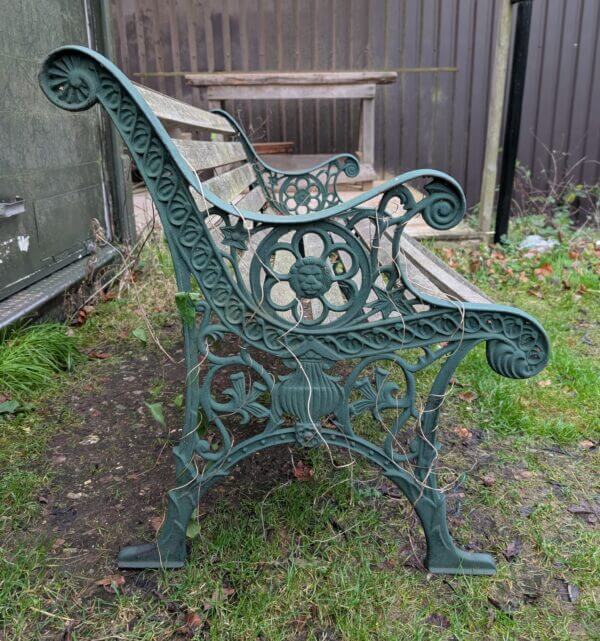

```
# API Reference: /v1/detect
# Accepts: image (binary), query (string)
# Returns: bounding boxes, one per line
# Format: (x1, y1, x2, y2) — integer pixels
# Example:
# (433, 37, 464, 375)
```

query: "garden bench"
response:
(40, 46, 549, 575)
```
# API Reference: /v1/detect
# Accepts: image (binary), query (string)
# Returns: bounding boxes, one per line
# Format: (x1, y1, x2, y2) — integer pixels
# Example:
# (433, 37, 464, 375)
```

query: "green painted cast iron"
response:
(39, 46, 549, 575)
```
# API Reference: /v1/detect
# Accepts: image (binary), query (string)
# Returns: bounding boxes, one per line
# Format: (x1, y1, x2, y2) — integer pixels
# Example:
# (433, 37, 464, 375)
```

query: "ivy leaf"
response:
(186, 517, 201, 539)
(145, 402, 165, 427)
(132, 327, 147, 344)
(0, 400, 20, 415)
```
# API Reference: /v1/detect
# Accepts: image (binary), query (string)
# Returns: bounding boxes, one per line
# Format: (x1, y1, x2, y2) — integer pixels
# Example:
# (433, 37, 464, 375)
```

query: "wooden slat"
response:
(206, 84, 376, 101)
(254, 141, 295, 154)
(185, 71, 398, 85)
(134, 84, 234, 133)
(202, 163, 257, 203)
(173, 139, 246, 170)
(397, 235, 492, 304)
(233, 185, 267, 212)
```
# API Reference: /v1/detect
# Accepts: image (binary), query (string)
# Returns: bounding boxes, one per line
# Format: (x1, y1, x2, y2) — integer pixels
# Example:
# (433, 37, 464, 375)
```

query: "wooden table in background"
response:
(185, 71, 397, 188)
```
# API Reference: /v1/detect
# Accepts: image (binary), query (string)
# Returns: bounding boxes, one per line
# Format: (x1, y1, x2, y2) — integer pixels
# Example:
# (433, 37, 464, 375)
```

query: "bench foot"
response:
(405, 477, 497, 576)
(118, 485, 196, 569)
(117, 543, 186, 569)
(426, 548, 496, 576)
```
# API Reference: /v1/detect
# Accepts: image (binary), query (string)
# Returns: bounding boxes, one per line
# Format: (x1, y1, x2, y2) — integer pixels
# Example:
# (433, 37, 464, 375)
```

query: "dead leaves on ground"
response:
(503, 538, 522, 561)
(513, 469, 535, 481)
(457, 390, 478, 403)
(567, 500, 599, 525)
(176, 610, 204, 637)
(438, 238, 596, 301)
(95, 574, 125, 594)
(72, 304, 96, 326)
(453, 426, 473, 440)
(86, 350, 111, 360)
(533, 263, 553, 280)
(481, 473, 496, 487)
(293, 460, 314, 481)
(175, 587, 236, 636)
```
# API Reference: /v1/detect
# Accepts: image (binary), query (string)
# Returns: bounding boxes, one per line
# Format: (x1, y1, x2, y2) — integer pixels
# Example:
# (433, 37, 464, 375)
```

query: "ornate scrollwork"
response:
(249, 222, 373, 326)
(377, 179, 465, 232)
(221, 372, 270, 423)
(258, 157, 359, 214)
(221, 218, 249, 251)
(272, 357, 343, 446)
(211, 107, 359, 215)
(39, 53, 100, 110)
(352, 367, 410, 420)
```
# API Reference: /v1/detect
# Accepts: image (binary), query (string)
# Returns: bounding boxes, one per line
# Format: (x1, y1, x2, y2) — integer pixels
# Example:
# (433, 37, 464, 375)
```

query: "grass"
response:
(0, 324, 82, 396)
(426, 215, 599, 444)
(0, 219, 598, 640)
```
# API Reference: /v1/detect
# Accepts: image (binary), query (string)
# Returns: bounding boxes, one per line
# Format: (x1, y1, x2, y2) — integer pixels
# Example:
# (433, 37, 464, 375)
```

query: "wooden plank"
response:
(185, 70, 398, 85)
(253, 141, 295, 154)
(398, 235, 491, 304)
(233, 185, 267, 212)
(360, 98, 375, 168)
(173, 139, 246, 170)
(205, 84, 376, 101)
(202, 163, 257, 203)
(134, 83, 234, 133)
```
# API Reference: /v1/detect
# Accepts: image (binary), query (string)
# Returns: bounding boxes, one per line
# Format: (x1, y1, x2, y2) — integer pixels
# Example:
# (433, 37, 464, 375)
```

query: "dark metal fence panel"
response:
(110, 0, 600, 205)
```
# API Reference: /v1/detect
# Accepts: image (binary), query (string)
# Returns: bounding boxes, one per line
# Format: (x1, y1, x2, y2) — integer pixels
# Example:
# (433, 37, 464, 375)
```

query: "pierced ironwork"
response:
(215, 108, 360, 214)
(40, 46, 550, 576)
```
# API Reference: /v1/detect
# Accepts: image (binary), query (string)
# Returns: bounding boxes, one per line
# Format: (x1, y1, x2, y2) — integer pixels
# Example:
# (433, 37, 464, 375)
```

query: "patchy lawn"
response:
(1, 217, 598, 640)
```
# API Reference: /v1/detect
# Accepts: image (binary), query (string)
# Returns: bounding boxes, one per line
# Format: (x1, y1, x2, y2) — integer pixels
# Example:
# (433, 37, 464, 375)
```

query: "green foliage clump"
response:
(0, 324, 82, 396)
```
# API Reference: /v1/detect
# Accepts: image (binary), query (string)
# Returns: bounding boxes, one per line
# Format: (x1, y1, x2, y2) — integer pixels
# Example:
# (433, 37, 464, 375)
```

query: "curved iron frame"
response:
(39, 46, 550, 575)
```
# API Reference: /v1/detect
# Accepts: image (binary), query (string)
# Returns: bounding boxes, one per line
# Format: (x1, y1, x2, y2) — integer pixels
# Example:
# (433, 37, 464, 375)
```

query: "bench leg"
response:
(119, 328, 494, 574)
(118, 424, 495, 574)
(118, 485, 197, 569)
(119, 294, 209, 569)
(414, 485, 496, 576)
(401, 345, 495, 575)
(386, 468, 495, 575)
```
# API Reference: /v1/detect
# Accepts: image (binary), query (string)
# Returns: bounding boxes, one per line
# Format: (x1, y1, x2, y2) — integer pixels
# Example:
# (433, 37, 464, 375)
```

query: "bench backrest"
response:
(134, 84, 270, 215)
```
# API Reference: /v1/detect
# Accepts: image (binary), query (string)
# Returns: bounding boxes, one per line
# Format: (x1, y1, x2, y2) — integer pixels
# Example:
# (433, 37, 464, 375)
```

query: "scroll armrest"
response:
(211, 109, 359, 214)
(254, 152, 360, 215)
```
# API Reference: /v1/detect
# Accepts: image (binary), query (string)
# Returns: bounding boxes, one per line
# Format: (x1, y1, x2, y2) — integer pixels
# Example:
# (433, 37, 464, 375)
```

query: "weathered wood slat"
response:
(234, 185, 267, 212)
(202, 163, 257, 203)
(134, 84, 234, 133)
(186, 71, 398, 85)
(253, 141, 295, 155)
(173, 139, 246, 170)
(206, 84, 376, 101)
(397, 235, 492, 304)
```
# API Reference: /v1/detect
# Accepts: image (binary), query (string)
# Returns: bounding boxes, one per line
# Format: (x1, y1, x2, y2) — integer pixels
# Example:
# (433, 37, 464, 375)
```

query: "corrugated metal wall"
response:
(110, 0, 600, 205)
